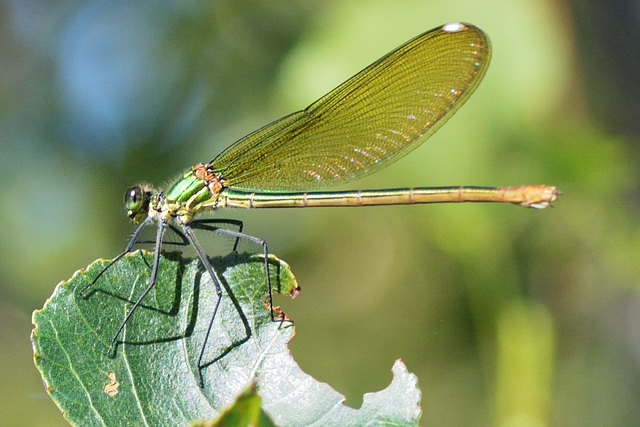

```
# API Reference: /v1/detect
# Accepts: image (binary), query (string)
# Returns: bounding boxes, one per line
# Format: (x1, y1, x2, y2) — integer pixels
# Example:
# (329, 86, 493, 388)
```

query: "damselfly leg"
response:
(78, 216, 275, 386)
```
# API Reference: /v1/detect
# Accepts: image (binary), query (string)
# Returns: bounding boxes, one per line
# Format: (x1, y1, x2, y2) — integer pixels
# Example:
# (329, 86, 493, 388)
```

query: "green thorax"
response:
(166, 172, 207, 203)
(164, 163, 222, 216)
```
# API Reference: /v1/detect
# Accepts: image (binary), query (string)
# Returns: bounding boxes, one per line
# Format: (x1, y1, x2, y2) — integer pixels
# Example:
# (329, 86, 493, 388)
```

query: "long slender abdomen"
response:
(219, 185, 558, 210)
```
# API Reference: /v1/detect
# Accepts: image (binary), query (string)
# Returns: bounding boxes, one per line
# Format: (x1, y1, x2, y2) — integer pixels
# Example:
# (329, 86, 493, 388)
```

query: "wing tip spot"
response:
(443, 22, 466, 33)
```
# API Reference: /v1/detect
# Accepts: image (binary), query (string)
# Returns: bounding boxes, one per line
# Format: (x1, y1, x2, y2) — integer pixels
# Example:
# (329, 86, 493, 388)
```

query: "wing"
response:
(211, 22, 491, 191)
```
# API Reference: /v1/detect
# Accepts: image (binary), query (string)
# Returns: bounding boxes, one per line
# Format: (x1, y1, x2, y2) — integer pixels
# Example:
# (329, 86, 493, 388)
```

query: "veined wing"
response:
(211, 23, 491, 191)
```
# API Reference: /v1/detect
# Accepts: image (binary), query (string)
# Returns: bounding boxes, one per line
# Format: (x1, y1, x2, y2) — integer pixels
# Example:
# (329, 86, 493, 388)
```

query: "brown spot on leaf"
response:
(102, 371, 119, 397)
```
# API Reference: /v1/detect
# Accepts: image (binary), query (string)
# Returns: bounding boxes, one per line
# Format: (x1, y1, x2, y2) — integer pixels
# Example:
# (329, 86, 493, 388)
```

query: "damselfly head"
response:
(124, 185, 154, 224)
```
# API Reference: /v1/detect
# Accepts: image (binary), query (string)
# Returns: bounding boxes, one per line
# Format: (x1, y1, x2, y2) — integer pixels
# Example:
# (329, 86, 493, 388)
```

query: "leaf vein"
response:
(49, 319, 107, 426)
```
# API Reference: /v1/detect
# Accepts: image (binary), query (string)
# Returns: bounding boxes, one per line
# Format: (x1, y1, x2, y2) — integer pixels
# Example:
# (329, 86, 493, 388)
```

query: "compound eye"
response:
(124, 186, 144, 213)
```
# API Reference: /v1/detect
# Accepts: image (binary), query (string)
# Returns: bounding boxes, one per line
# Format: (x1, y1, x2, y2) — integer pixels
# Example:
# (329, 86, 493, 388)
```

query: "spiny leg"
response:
(161, 220, 243, 250)
(108, 220, 166, 355)
(187, 222, 279, 387)
(78, 216, 153, 295)
(188, 218, 244, 251)
(142, 223, 189, 246)
(191, 222, 274, 322)
(181, 224, 224, 387)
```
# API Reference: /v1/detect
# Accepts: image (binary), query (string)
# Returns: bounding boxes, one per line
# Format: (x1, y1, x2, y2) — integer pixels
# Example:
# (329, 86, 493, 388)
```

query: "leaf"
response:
(188, 383, 275, 427)
(32, 250, 421, 426)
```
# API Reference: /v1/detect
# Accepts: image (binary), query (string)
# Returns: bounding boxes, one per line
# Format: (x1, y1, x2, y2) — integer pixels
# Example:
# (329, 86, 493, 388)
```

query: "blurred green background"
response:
(2, 0, 639, 425)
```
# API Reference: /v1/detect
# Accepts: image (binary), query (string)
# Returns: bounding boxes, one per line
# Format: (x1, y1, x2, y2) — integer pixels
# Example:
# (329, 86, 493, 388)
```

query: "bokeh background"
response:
(2, 0, 639, 425)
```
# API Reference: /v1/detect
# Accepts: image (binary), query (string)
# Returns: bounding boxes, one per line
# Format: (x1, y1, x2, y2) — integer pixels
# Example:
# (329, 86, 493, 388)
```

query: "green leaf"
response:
(32, 250, 421, 426)
(188, 383, 275, 427)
